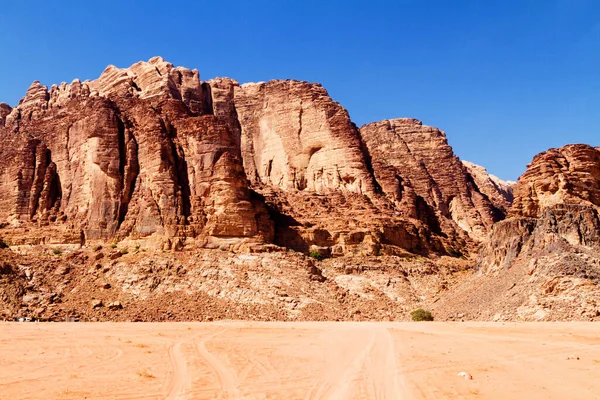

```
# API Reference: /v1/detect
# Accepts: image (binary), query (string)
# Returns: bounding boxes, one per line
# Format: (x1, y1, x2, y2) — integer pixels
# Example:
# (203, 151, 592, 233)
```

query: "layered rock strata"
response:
(511, 144, 600, 217)
(477, 144, 600, 272)
(359, 119, 505, 241)
(0, 57, 513, 256)
(440, 144, 600, 321)
(0, 57, 272, 249)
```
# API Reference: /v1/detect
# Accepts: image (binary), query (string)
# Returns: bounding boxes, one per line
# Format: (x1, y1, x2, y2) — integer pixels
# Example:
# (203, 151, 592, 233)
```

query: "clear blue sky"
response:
(2, 0, 599, 180)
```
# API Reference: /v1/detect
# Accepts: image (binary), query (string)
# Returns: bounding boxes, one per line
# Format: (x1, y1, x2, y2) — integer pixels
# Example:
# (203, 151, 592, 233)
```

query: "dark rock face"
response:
(477, 205, 600, 273)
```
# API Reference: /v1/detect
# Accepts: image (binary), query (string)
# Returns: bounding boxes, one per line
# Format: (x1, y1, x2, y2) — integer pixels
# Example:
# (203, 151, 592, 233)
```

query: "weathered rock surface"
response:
(0, 57, 513, 257)
(2, 58, 600, 322)
(0, 58, 272, 249)
(511, 144, 600, 217)
(476, 144, 600, 273)
(209, 81, 503, 254)
(0, 103, 11, 125)
(359, 119, 505, 241)
(435, 145, 600, 321)
(462, 160, 514, 213)
(233, 80, 376, 195)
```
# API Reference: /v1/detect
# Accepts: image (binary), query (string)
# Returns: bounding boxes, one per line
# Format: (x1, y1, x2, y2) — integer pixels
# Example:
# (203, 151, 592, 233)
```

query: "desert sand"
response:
(0, 322, 599, 399)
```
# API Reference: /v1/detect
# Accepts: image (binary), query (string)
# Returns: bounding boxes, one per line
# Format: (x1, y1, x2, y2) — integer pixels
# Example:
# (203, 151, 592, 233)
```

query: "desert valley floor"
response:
(0, 322, 599, 400)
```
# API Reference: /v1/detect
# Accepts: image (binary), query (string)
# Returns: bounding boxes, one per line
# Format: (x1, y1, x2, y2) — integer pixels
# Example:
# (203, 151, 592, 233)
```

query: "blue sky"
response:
(1, 0, 599, 180)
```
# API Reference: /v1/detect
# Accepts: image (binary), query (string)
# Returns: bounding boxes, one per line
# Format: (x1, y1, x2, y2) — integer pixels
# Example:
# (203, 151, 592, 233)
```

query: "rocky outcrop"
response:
(0, 58, 272, 249)
(359, 119, 505, 241)
(0, 57, 513, 256)
(511, 144, 600, 217)
(462, 160, 514, 213)
(437, 204, 600, 321)
(89, 56, 212, 115)
(476, 144, 600, 272)
(201, 80, 482, 255)
(440, 145, 600, 321)
(233, 80, 376, 194)
(0, 103, 11, 125)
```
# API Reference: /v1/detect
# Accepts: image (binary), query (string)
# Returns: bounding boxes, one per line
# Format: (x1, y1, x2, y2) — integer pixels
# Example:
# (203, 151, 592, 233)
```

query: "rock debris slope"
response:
(436, 145, 600, 321)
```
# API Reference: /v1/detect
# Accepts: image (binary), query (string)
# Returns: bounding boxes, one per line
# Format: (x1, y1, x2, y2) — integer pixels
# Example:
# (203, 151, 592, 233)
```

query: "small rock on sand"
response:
(457, 371, 473, 380)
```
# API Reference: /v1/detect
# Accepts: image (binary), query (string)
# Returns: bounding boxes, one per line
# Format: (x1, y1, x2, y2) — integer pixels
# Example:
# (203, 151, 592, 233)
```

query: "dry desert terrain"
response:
(0, 322, 599, 399)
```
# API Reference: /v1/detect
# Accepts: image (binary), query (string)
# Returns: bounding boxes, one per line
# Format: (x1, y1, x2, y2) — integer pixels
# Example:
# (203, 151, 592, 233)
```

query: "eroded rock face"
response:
(478, 144, 600, 272)
(359, 119, 505, 241)
(233, 80, 376, 195)
(511, 144, 600, 218)
(462, 160, 514, 213)
(434, 203, 600, 321)
(0, 103, 11, 125)
(454, 145, 600, 321)
(0, 57, 513, 256)
(0, 58, 273, 248)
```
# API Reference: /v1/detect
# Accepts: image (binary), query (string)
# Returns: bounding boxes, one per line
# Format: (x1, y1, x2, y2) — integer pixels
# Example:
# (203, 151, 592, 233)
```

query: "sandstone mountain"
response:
(0, 57, 509, 258)
(0, 57, 598, 322)
(0, 57, 273, 253)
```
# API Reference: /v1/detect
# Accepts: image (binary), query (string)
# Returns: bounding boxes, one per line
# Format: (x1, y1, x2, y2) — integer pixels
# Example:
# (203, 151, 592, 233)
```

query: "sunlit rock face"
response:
(0, 57, 514, 256)
(231, 80, 376, 195)
(359, 118, 505, 242)
(477, 143, 600, 270)
(511, 144, 600, 218)
(0, 58, 273, 248)
(462, 160, 514, 213)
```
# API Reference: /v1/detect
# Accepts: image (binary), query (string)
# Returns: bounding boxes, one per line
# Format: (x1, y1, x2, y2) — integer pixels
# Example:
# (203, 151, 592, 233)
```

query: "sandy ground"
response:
(0, 322, 599, 400)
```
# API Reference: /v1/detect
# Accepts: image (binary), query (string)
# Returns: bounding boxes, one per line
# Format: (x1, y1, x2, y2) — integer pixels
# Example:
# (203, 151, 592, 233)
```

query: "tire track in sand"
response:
(193, 328, 241, 400)
(365, 327, 410, 399)
(305, 328, 376, 400)
(306, 326, 410, 400)
(165, 337, 192, 400)
(165, 328, 236, 400)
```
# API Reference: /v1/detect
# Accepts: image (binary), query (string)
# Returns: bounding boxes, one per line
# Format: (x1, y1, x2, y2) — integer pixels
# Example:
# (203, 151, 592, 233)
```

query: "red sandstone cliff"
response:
(0, 57, 272, 250)
(0, 57, 511, 257)
(2, 58, 600, 323)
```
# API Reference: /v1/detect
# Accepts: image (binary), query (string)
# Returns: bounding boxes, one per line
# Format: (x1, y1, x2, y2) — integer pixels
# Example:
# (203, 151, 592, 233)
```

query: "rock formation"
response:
(477, 144, 600, 273)
(511, 144, 600, 217)
(233, 80, 376, 195)
(0, 57, 513, 256)
(2, 57, 600, 323)
(359, 119, 505, 241)
(0, 103, 11, 125)
(462, 160, 514, 213)
(0, 57, 272, 249)
(437, 144, 600, 321)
